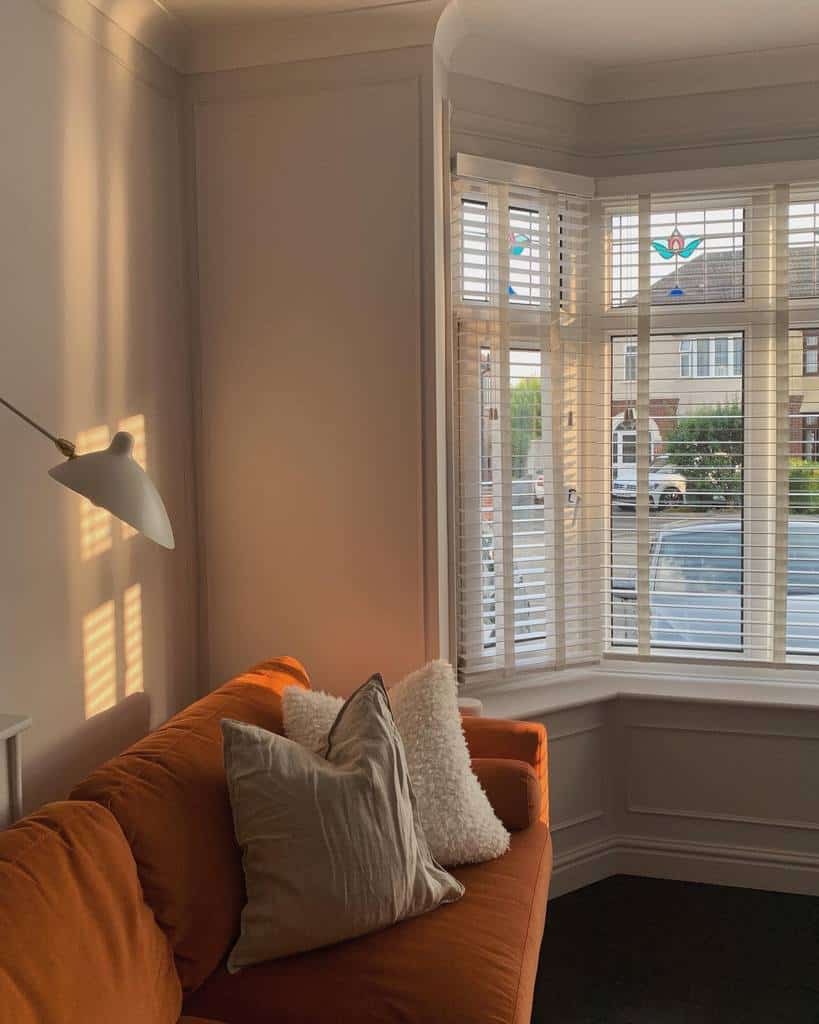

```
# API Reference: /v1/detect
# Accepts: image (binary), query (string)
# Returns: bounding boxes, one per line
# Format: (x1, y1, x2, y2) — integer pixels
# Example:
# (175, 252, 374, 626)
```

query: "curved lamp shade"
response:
(49, 431, 175, 550)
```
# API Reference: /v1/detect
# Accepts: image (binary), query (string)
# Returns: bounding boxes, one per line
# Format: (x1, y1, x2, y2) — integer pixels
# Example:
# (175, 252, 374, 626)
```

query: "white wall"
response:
(0, 0, 197, 822)
(190, 48, 442, 695)
(538, 696, 819, 898)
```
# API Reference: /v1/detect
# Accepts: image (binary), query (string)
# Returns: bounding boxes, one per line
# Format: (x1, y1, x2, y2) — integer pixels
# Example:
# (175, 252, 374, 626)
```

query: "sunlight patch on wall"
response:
(123, 583, 144, 696)
(76, 426, 112, 559)
(118, 414, 146, 540)
(83, 600, 117, 719)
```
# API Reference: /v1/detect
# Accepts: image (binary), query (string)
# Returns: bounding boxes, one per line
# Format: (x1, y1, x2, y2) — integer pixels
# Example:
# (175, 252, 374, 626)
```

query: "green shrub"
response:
(664, 402, 743, 507)
(789, 459, 819, 514)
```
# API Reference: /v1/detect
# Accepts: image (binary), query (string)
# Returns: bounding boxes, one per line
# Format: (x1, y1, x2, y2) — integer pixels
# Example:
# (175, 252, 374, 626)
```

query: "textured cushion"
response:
(184, 822, 552, 1024)
(71, 657, 310, 993)
(471, 758, 541, 831)
(283, 660, 509, 865)
(223, 675, 463, 970)
(0, 801, 182, 1024)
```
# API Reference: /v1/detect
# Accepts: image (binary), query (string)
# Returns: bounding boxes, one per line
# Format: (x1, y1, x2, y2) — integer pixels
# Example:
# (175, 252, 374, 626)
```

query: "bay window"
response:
(453, 169, 819, 683)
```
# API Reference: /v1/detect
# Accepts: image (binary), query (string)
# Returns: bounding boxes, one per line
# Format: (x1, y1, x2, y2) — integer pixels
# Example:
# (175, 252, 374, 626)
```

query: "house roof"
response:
(617, 246, 819, 306)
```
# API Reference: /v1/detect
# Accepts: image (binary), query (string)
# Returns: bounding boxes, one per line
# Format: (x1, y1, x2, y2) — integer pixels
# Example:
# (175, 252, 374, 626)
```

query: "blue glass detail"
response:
(507, 285, 517, 296)
(679, 238, 702, 259)
(652, 241, 675, 260)
(668, 286, 685, 297)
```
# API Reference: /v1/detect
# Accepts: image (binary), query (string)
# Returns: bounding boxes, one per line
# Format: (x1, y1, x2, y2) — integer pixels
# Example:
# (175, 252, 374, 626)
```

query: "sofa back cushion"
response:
(70, 657, 309, 993)
(0, 801, 182, 1024)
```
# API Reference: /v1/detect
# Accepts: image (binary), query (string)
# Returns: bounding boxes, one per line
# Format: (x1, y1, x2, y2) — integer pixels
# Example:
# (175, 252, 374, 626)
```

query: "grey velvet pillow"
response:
(221, 674, 464, 971)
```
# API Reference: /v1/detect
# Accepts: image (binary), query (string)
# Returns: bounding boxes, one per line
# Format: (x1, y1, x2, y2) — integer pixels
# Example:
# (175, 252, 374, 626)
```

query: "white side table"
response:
(1, 715, 32, 825)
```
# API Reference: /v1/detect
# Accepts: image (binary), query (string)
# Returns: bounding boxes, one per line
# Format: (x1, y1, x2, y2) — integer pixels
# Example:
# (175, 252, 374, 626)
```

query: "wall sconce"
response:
(1, 395, 174, 549)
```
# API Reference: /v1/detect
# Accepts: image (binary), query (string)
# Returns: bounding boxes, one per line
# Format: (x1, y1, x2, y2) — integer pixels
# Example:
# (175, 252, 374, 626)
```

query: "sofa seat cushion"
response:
(0, 801, 182, 1024)
(184, 823, 552, 1024)
(70, 657, 310, 994)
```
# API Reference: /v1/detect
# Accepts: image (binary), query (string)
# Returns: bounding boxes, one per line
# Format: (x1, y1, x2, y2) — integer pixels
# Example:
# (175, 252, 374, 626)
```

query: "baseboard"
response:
(550, 833, 819, 899)
(550, 836, 619, 898)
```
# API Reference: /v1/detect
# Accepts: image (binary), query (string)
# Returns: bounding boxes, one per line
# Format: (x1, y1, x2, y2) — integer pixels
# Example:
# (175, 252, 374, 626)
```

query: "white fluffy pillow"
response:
(282, 661, 510, 866)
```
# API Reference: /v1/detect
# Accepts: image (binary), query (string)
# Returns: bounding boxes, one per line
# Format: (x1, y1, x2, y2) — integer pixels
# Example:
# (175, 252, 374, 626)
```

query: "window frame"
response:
(623, 342, 637, 382)
(803, 331, 819, 376)
(453, 172, 819, 691)
(607, 203, 747, 312)
(679, 335, 743, 379)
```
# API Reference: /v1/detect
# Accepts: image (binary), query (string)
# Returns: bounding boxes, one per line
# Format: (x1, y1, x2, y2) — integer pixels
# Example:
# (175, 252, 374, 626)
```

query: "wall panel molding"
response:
(541, 696, 819, 899)
(551, 810, 605, 834)
(549, 722, 604, 743)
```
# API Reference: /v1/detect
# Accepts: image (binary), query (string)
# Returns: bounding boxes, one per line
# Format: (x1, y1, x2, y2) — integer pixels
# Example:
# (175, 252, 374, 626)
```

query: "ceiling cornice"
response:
(43, 0, 819, 105)
(590, 42, 819, 103)
(82, 0, 190, 70)
(187, 0, 448, 74)
(451, 33, 819, 106)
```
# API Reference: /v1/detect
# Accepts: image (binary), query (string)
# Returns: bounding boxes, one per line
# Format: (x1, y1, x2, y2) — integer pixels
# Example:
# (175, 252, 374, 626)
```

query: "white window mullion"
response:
(773, 184, 791, 662)
(495, 187, 516, 673)
(548, 196, 565, 668)
(636, 194, 652, 656)
(455, 322, 489, 671)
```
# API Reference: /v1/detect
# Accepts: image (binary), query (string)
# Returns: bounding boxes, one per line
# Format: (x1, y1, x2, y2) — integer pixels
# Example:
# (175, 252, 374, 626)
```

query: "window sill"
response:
(474, 660, 819, 721)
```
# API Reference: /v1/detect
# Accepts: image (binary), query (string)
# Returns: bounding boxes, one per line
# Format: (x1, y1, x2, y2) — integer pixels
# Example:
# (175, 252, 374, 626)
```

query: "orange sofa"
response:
(0, 658, 551, 1024)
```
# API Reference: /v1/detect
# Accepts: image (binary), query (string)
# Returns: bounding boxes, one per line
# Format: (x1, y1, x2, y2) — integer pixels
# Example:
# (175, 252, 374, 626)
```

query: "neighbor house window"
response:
(624, 343, 637, 381)
(804, 332, 819, 376)
(789, 199, 819, 298)
(680, 335, 742, 378)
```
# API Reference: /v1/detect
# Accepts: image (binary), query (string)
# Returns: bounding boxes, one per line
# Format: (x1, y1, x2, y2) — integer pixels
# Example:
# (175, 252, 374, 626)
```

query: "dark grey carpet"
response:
(532, 875, 819, 1024)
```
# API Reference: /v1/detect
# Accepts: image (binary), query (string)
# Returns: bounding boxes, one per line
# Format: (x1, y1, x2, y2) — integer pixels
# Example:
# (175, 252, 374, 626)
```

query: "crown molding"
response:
(590, 43, 819, 104)
(187, 0, 447, 75)
(450, 33, 595, 103)
(81, 0, 189, 70)
(35, 0, 186, 90)
(451, 33, 819, 106)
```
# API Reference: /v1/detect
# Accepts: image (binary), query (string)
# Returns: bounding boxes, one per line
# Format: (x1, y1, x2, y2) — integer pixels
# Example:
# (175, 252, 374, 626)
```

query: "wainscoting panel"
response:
(539, 696, 819, 899)
(536, 703, 617, 896)
(625, 724, 819, 832)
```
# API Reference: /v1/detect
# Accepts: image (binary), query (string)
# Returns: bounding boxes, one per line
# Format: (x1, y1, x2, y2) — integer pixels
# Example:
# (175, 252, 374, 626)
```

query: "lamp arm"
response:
(0, 395, 76, 458)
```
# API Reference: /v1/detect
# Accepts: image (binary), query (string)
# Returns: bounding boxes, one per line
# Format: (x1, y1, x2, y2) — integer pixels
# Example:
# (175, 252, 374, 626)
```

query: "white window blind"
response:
(606, 185, 819, 663)
(453, 166, 819, 683)
(452, 177, 597, 681)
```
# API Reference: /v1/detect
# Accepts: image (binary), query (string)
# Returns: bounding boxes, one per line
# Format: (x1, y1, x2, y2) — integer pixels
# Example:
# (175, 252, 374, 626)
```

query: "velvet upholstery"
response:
(471, 758, 541, 831)
(70, 657, 310, 993)
(0, 801, 182, 1024)
(463, 716, 549, 826)
(184, 822, 552, 1024)
(2, 657, 551, 1024)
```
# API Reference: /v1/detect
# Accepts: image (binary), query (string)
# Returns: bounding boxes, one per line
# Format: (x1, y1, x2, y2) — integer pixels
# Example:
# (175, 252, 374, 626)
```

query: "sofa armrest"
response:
(471, 758, 540, 830)
(463, 717, 549, 826)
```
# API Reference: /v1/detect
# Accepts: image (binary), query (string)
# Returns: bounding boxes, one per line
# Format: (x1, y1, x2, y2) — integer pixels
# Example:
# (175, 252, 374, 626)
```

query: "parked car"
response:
(481, 529, 538, 647)
(613, 519, 819, 652)
(612, 455, 686, 511)
(533, 473, 545, 505)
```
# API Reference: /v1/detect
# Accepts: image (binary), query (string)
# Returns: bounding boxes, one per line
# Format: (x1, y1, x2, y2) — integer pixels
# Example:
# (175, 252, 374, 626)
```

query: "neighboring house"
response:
(610, 248, 819, 465)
